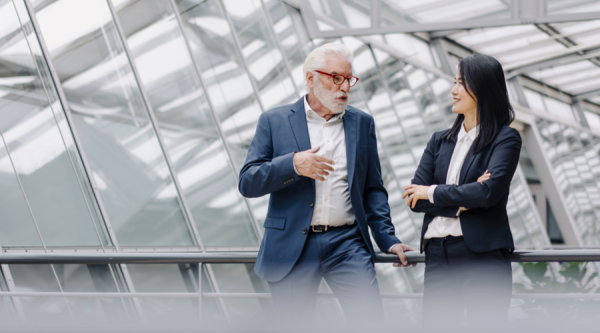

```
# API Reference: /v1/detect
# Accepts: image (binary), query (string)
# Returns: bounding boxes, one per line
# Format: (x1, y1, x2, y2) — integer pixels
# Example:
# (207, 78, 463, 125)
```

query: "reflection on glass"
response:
(263, 0, 314, 95)
(54, 264, 130, 323)
(33, 0, 193, 246)
(547, 0, 600, 15)
(114, 0, 258, 247)
(176, 0, 269, 224)
(536, 118, 600, 246)
(176, 0, 261, 169)
(381, 0, 510, 25)
(0, 0, 106, 247)
(309, 0, 371, 29)
(209, 263, 268, 324)
(222, 0, 297, 111)
(9, 264, 70, 323)
(126, 264, 197, 322)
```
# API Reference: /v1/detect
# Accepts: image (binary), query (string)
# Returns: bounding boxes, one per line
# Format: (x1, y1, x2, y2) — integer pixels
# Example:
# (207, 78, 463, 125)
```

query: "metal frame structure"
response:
(5, 0, 600, 324)
(297, 0, 600, 37)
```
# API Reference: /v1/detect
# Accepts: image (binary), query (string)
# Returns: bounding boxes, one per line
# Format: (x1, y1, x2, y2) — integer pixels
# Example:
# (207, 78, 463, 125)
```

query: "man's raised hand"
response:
(293, 147, 334, 181)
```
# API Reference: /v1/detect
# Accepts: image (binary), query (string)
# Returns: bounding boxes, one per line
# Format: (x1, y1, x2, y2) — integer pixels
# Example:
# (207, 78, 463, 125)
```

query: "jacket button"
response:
(310, 202, 314, 207)
(303, 229, 307, 235)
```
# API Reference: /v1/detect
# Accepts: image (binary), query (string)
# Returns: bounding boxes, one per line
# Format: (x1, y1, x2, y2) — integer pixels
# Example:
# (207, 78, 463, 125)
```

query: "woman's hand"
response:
(477, 169, 491, 183)
(460, 170, 491, 212)
(402, 185, 430, 209)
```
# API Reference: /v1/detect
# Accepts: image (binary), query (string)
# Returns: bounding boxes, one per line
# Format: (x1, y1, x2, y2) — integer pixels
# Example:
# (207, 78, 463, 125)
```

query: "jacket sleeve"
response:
(363, 118, 401, 251)
(433, 129, 522, 209)
(410, 133, 461, 217)
(238, 113, 301, 198)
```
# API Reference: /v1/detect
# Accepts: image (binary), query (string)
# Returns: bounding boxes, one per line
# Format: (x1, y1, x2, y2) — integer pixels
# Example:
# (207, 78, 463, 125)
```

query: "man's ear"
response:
(306, 72, 315, 89)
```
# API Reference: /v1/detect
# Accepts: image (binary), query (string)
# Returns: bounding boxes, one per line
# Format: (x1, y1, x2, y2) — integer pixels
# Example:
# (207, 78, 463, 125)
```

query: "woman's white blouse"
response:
(424, 122, 479, 239)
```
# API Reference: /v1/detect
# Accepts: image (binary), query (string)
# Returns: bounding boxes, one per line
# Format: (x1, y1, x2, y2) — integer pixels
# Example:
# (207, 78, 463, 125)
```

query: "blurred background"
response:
(1, 0, 600, 328)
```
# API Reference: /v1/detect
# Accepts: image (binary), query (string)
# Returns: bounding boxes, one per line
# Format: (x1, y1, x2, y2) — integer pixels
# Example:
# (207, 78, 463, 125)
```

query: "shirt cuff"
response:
(428, 185, 438, 204)
(456, 208, 462, 217)
(292, 153, 300, 175)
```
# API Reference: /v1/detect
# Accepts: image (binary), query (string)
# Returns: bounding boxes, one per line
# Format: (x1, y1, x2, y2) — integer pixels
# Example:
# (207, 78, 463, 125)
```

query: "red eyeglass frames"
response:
(315, 70, 359, 87)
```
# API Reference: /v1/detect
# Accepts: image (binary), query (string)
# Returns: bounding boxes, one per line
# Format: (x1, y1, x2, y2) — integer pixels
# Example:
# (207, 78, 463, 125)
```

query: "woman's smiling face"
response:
(451, 70, 478, 116)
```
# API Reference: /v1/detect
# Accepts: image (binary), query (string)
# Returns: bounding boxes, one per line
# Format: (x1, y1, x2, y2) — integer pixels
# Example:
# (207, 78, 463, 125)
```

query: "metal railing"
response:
(2, 250, 600, 301)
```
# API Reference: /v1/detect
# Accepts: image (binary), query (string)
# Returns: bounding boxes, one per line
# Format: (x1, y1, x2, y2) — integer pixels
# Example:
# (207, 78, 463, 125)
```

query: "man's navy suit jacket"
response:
(239, 97, 400, 282)
(411, 125, 521, 253)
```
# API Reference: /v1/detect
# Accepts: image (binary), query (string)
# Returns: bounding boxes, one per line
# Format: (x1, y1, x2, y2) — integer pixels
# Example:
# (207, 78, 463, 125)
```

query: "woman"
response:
(402, 54, 521, 330)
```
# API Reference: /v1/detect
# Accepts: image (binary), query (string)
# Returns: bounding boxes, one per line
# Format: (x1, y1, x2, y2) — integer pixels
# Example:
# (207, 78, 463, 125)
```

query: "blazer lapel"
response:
(438, 138, 456, 185)
(459, 145, 477, 185)
(289, 97, 311, 151)
(288, 97, 314, 188)
(344, 108, 357, 191)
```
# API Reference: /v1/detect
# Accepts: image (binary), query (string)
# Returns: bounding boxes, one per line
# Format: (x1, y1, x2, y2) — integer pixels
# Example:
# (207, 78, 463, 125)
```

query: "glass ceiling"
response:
(448, 20, 600, 97)
(304, 0, 600, 107)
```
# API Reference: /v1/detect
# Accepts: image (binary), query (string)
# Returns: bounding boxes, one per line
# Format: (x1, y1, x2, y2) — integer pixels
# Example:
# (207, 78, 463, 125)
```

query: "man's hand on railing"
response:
(390, 243, 417, 267)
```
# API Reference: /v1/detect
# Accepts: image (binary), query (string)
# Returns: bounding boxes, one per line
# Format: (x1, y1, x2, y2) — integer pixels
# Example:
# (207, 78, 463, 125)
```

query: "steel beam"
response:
(504, 42, 600, 73)
(430, 37, 454, 76)
(572, 99, 590, 128)
(298, 0, 600, 38)
(574, 88, 600, 102)
(523, 123, 582, 246)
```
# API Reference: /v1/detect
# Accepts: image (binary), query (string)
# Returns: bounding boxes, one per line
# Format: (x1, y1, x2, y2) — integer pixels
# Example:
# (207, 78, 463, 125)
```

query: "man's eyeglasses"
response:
(315, 70, 359, 87)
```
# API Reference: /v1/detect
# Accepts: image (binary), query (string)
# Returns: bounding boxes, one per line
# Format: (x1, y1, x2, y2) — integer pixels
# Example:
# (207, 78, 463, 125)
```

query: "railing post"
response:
(199, 262, 203, 323)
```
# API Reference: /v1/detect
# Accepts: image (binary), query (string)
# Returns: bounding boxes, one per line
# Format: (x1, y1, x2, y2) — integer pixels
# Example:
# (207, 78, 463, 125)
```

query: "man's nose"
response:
(340, 79, 350, 92)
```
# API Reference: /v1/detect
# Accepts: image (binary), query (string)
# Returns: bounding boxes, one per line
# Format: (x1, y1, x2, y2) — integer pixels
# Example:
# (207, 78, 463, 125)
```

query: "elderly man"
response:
(238, 43, 413, 324)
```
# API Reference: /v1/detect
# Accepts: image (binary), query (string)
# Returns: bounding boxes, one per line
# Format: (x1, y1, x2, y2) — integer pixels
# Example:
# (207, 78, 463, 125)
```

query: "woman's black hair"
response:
(441, 54, 515, 154)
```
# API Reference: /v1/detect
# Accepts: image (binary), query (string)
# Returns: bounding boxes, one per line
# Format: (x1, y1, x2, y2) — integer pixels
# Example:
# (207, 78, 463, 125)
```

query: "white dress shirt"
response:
(292, 96, 355, 227)
(423, 122, 479, 239)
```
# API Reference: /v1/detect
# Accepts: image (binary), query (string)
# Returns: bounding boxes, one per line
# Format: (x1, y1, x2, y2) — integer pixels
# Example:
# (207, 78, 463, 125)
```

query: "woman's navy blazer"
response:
(411, 125, 522, 253)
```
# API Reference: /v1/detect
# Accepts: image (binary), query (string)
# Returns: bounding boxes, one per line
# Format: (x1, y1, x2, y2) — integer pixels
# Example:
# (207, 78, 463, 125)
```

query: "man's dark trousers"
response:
(422, 236, 512, 331)
(267, 224, 383, 326)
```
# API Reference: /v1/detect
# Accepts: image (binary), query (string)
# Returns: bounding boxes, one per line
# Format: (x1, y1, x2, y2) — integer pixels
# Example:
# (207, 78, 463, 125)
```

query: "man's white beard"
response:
(314, 79, 348, 114)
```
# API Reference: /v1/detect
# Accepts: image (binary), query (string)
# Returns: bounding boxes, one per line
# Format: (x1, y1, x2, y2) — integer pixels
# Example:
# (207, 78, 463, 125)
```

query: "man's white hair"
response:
(303, 43, 354, 85)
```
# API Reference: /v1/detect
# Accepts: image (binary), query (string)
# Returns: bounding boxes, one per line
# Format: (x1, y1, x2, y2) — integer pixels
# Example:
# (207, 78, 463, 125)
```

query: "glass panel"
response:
(263, 0, 314, 95)
(126, 264, 198, 323)
(0, 268, 15, 323)
(223, 0, 303, 227)
(536, 118, 600, 246)
(176, 0, 262, 171)
(309, 0, 371, 29)
(547, 0, 600, 15)
(113, 0, 258, 247)
(9, 264, 71, 323)
(222, 0, 297, 111)
(381, 0, 511, 24)
(54, 264, 130, 323)
(176, 0, 268, 224)
(32, 0, 193, 246)
(0, 0, 108, 247)
(0, 139, 40, 247)
(209, 263, 268, 324)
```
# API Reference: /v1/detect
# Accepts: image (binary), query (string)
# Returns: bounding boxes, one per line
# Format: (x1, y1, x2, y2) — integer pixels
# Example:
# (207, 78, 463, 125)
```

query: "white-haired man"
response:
(239, 43, 414, 325)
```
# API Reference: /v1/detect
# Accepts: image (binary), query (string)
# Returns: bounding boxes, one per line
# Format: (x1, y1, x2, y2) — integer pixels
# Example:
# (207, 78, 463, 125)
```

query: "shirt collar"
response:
(457, 121, 479, 142)
(304, 95, 345, 122)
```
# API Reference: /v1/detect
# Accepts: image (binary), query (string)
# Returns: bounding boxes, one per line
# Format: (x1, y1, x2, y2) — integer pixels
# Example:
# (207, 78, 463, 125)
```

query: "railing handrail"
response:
(2, 249, 600, 264)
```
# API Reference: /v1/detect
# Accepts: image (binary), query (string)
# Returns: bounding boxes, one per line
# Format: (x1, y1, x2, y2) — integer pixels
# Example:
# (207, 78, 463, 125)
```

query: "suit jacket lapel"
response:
(438, 138, 455, 185)
(289, 97, 311, 151)
(289, 97, 314, 188)
(459, 145, 476, 185)
(344, 108, 357, 191)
